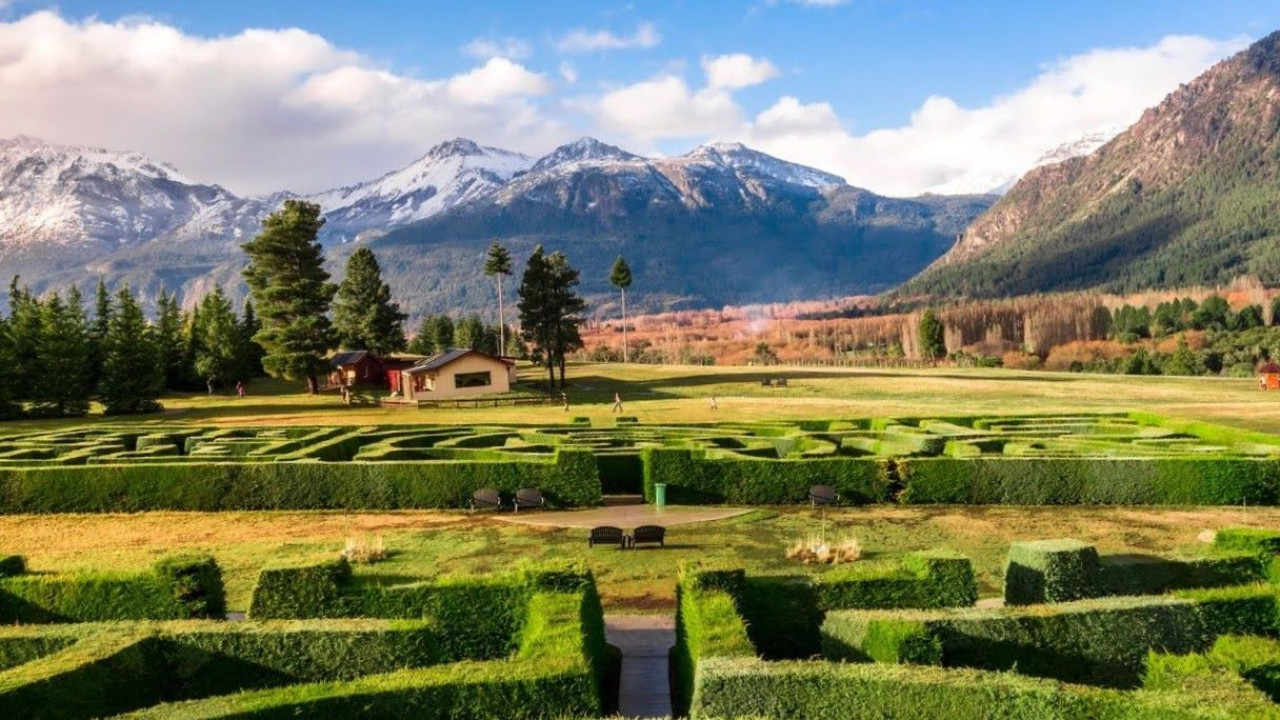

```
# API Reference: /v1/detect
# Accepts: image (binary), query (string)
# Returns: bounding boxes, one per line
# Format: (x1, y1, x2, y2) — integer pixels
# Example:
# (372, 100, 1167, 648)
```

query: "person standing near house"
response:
(236, 381, 245, 399)
(612, 392, 623, 413)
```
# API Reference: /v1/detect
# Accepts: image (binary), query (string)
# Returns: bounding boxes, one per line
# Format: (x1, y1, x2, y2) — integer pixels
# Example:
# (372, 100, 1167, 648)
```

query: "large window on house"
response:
(454, 371, 493, 389)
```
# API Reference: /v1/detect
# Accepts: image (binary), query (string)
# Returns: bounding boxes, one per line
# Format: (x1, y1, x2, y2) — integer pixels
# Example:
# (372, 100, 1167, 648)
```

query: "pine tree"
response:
(154, 290, 192, 391)
(88, 278, 112, 394)
(918, 309, 946, 359)
(484, 241, 513, 356)
(100, 287, 164, 415)
(241, 200, 336, 394)
(332, 247, 406, 356)
(549, 252, 586, 387)
(609, 255, 633, 363)
(193, 286, 246, 391)
(0, 316, 20, 418)
(30, 291, 90, 417)
(518, 247, 586, 390)
(431, 315, 455, 353)
(407, 315, 436, 356)
(456, 314, 486, 351)
(8, 277, 40, 400)
(240, 299, 265, 378)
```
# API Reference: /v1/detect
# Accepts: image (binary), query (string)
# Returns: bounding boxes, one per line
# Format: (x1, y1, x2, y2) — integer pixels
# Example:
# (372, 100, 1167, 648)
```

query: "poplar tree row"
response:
(0, 279, 264, 418)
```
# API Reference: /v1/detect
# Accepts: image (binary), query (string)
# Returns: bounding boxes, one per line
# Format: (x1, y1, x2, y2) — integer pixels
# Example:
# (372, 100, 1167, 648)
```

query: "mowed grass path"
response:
(4, 506, 1277, 613)
(4, 362, 1279, 433)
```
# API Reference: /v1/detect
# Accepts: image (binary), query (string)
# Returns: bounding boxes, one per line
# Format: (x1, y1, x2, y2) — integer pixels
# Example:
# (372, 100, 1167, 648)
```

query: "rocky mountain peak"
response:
(529, 137, 640, 173)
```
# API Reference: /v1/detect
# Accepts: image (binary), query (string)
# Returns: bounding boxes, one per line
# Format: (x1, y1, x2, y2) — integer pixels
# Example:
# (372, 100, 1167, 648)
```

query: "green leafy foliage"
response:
(1004, 539, 1101, 605)
(332, 247, 407, 356)
(0, 555, 226, 622)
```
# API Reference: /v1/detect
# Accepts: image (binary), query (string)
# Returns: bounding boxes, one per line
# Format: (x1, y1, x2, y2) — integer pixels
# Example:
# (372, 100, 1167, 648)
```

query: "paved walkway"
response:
(606, 615, 674, 719)
(494, 504, 751, 529)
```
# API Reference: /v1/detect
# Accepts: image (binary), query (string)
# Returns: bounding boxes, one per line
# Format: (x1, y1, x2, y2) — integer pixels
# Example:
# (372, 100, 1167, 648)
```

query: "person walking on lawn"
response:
(236, 381, 246, 399)
(612, 392, 623, 413)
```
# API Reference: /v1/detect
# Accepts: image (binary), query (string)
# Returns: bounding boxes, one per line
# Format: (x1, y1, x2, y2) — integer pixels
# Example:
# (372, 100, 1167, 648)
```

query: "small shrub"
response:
(342, 536, 388, 564)
(787, 535, 863, 565)
(1004, 539, 1100, 605)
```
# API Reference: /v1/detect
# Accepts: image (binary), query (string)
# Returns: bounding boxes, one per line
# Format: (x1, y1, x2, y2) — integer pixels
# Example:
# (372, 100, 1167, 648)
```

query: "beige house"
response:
(397, 348, 518, 401)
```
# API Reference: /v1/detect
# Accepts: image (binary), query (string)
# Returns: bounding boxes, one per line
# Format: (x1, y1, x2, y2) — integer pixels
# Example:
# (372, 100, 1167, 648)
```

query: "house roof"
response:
(1260, 361, 1280, 374)
(403, 347, 514, 374)
(329, 350, 370, 368)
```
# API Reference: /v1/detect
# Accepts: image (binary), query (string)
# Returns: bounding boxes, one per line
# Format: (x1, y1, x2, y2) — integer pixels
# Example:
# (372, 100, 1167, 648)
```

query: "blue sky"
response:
(0, 1, 1276, 195)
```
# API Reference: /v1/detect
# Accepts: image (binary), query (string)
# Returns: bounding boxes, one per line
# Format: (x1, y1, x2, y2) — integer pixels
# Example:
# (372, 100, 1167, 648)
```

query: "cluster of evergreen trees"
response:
(0, 279, 263, 418)
(1109, 294, 1271, 342)
(0, 200, 600, 417)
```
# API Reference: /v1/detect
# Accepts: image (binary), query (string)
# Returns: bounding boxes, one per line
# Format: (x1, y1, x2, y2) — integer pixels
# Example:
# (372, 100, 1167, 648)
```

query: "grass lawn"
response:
(3, 505, 1276, 613)
(4, 362, 1280, 615)
(5, 362, 1280, 433)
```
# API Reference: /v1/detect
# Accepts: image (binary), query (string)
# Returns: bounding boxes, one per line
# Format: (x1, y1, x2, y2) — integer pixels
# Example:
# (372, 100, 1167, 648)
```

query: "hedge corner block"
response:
(1005, 539, 1101, 605)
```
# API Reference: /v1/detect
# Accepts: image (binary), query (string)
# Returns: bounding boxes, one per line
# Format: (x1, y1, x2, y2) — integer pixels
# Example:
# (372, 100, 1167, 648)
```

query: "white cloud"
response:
(0, 11, 568, 195)
(702, 53, 779, 90)
(463, 36, 532, 60)
(559, 61, 578, 84)
(595, 75, 741, 139)
(740, 34, 1249, 195)
(556, 22, 660, 53)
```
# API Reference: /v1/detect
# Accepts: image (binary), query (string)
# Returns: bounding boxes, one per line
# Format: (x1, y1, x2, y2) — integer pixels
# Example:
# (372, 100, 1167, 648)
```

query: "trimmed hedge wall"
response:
(122, 589, 606, 719)
(1005, 539, 1100, 605)
(0, 555, 225, 623)
(897, 457, 1280, 505)
(672, 567, 756, 718)
(248, 560, 592, 661)
(822, 588, 1280, 688)
(643, 447, 890, 504)
(0, 449, 600, 512)
(1005, 538, 1271, 605)
(816, 550, 978, 611)
(689, 656, 1280, 720)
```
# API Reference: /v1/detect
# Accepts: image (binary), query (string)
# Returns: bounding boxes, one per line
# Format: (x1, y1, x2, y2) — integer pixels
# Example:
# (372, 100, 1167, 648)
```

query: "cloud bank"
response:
(0, 12, 567, 194)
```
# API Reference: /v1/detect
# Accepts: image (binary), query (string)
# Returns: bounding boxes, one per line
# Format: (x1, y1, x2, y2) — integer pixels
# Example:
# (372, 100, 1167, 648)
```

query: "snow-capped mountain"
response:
(0, 135, 268, 252)
(924, 124, 1126, 196)
(0, 133, 994, 313)
(310, 138, 534, 242)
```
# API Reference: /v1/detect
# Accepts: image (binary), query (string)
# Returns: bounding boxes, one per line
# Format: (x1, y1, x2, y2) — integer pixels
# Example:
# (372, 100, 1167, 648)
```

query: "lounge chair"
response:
(471, 488, 502, 511)
(514, 488, 546, 513)
(631, 525, 666, 548)
(809, 484, 839, 507)
(589, 526, 626, 549)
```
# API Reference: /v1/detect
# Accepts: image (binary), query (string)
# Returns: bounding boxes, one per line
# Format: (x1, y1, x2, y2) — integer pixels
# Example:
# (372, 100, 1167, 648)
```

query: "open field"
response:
(5, 362, 1280, 433)
(3, 505, 1277, 612)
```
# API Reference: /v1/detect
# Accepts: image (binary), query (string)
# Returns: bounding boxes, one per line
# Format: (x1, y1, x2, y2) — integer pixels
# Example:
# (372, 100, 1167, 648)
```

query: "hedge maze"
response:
(678, 528, 1280, 719)
(1, 412, 1279, 512)
(0, 557, 610, 719)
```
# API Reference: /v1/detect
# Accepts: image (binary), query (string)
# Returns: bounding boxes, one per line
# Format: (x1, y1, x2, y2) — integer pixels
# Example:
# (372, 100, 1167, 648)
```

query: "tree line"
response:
(0, 279, 263, 418)
(0, 199, 621, 417)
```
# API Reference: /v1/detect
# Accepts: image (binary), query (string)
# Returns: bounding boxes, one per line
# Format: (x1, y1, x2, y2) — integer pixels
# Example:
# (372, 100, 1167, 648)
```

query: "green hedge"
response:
(824, 589, 1279, 689)
(1214, 527, 1280, 557)
(820, 616, 940, 665)
(643, 447, 890, 504)
(897, 457, 1280, 505)
(0, 555, 225, 623)
(1005, 538, 1272, 605)
(816, 550, 978, 611)
(1146, 634, 1280, 704)
(689, 656, 1279, 720)
(0, 449, 600, 512)
(672, 567, 756, 718)
(248, 560, 591, 661)
(0, 619, 444, 719)
(121, 589, 604, 719)
(1005, 539, 1100, 605)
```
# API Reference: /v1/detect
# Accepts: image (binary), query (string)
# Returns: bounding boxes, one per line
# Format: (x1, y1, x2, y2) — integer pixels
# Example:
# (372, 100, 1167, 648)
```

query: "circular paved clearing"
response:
(491, 504, 752, 528)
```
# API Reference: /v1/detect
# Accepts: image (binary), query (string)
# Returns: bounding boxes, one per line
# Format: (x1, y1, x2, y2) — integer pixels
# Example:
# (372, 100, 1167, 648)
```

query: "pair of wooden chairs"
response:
(470, 488, 546, 512)
(589, 525, 666, 549)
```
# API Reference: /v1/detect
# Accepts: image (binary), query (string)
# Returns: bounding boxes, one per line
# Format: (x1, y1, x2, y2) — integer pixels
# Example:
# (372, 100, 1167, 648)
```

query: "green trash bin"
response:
(654, 483, 667, 509)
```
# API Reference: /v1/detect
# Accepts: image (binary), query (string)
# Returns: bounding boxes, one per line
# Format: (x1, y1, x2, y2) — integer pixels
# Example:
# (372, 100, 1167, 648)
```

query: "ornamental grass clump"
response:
(788, 535, 864, 565)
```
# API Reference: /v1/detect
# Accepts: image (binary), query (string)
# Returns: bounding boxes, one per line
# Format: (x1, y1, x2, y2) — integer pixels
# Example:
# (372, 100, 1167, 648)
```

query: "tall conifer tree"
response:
(241, 200, 336, 394)
(332, 247, 406, 356)
(100, 287, 164, 415)
(484, 241, 513, 355)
